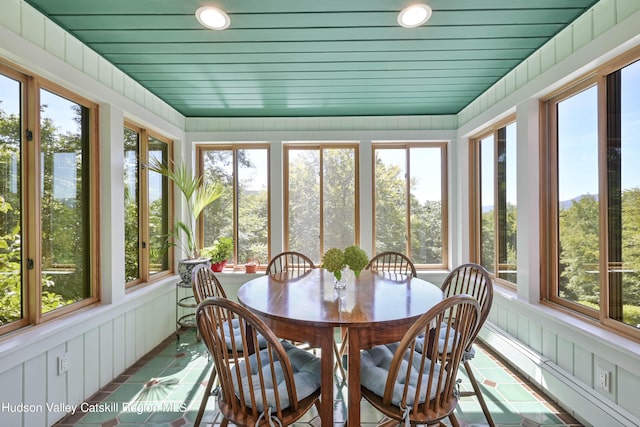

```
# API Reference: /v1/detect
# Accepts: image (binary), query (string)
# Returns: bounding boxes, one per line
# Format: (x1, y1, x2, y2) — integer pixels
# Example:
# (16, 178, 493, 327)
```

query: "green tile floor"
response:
(54, 329, 584, 427)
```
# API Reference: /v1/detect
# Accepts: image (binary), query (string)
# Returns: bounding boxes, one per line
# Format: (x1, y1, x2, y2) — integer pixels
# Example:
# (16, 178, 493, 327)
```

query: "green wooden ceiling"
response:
(24, 0, 599, 117)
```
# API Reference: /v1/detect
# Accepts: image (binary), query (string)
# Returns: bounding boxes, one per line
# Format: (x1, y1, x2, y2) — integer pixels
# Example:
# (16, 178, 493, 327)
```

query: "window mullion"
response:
(26, 78, 42, 324)
(604, 71, 623, 322)
(139, 129, 150, 281)
(319, 148, 324, 257)
(232, 148, 239, 266)
(405, 146, 411, 256)
(496, 128, 508, 278)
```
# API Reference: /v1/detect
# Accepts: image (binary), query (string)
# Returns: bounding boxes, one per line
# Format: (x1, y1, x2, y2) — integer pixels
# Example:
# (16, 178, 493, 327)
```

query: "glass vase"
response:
(333, 268, 349, 289)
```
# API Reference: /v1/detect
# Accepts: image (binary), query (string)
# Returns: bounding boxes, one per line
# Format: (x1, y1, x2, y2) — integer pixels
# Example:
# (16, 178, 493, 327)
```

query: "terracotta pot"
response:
(211, 260, 227, 272)
(245, 262, 259, 273)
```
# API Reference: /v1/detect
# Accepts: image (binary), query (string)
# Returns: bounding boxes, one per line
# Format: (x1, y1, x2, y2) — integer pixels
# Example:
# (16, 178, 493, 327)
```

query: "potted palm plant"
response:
(146, 157, 224, 285)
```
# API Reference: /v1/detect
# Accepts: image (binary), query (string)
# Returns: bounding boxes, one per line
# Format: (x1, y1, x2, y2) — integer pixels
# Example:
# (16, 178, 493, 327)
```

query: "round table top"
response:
(237, 268, 443, 328)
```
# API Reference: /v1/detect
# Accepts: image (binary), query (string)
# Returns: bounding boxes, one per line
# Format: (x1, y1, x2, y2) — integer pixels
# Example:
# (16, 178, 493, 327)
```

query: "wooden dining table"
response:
(236, 268, 443, 427)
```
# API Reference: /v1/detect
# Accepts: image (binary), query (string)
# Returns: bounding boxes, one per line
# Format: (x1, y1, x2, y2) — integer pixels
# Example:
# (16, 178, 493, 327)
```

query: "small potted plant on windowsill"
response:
(202, 237, 233, 272)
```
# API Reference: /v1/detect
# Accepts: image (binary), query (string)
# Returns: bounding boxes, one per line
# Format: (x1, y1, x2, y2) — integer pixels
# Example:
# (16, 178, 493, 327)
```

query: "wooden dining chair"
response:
(191, 264, 229, 426)
(365, 251, 417, 277)
(360, 294, 480, 427)
(340, 251, 417, 379)
(439, 263, 495, 427)
(192, 263, 227, 303)
(266, 251, 315, 277)
(195, 297, 322, 427)
(191, 264, 268, 426)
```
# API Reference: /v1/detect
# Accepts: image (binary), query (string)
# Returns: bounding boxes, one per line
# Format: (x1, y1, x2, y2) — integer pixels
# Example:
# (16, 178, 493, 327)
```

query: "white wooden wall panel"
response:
(99, 323, 114, 388)
(82, 329, 100, 399)
(66, 335, 84, 406)
(23, 354, 46, 427)
(112, 315, 126, 377)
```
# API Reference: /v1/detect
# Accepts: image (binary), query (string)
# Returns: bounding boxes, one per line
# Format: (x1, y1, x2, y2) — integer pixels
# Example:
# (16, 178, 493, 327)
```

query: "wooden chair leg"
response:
(194, 366, 217, 426)
(463, 359, 496, 427)
(333, 337, 347, 380)
(448, 412, 461, 427)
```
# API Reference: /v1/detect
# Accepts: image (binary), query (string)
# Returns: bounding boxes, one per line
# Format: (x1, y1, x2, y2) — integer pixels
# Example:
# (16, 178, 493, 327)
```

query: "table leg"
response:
(347, 329, 361, 426)
(319, 331, 334, 427)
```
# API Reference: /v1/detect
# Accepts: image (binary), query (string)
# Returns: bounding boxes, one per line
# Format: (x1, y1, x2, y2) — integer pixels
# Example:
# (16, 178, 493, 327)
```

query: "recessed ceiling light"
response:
(398, 4, 432, 28)
(195, 6, 230, 30)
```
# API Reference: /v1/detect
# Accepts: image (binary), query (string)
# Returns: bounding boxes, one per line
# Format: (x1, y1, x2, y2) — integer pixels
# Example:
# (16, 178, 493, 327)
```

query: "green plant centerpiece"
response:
(321, 248, 346, 281)
(322, 245, 369, 287)
(343, 245, 368, 277)
(201, 237, 233, 272)
(146, 157, 224, 285)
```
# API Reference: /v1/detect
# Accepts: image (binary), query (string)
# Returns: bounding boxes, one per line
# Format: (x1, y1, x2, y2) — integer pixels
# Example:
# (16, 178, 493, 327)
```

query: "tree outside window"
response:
(373, 143, 447, 268)
(472, 121, 518, 285)
(199, 145, 270, 267)
(285, 144, 357, 263)
(124, 124, 171, 286)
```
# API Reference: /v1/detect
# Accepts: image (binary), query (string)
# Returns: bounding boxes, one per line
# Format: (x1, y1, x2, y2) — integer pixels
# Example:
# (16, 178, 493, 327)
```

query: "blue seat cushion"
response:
(223, 318, 268, 351)
(414, 325, 460, 356)
(361, 342, 445, 406)
(232, 340, 321, 412)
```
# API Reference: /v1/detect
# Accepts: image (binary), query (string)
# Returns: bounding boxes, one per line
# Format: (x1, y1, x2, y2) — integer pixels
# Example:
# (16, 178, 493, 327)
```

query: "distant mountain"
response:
(480, 194, 598, 213)
(559, 194, 598, 210)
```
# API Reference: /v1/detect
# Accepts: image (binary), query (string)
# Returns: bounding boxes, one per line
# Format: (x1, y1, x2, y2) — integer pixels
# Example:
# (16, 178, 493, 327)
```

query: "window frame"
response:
(469, 116, 517, 289)
(283, 142, 360, 261)
(196, 143, 271, 269)
(0, 62, 29, 335)
(124, 121, 175, 288)
(371, 142, 448, 270)
(541, 45, 640, 340)
(33, 78, 100, 323)
(0, 60, 101, 336)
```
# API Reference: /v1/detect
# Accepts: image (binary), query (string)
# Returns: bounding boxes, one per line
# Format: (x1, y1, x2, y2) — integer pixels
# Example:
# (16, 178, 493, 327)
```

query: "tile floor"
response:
(54, 328, 584, 427)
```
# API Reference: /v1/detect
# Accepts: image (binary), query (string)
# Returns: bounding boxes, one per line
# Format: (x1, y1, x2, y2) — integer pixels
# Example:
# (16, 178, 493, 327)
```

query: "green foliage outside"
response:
(201, 149, 269, 264)
(481, 203, 518, 282)
(558, 193, 640, 326)
(374, 154, 443, 264)
(0, 103, 75, 326)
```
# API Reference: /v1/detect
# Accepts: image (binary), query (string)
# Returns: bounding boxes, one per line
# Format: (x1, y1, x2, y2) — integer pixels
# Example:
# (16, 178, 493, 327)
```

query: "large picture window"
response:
(124, 124, 172, 286)
(198, 145, 270, 268)
(543, 51, 640, 337)
(372, 143, 447, 268)
(285, 144, 358, 263)
(0, 63, 99, 335)
(470, 120, 518, 285)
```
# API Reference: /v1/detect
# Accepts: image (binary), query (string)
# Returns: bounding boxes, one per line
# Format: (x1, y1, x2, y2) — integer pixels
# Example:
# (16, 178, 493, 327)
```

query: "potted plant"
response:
(146, 157, 224, 284)
(202, 237, 233, 272)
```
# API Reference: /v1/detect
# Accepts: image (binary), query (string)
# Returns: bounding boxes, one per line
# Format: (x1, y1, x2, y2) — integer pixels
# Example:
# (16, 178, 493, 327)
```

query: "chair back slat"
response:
(191, 264, 227, 303)
(366, 251, 417, 277)
(440, 263, 493, 346)
(266, 251, 315, 277)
